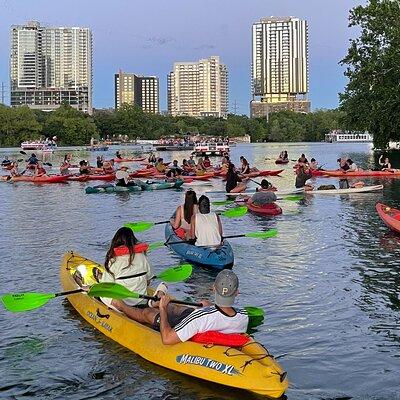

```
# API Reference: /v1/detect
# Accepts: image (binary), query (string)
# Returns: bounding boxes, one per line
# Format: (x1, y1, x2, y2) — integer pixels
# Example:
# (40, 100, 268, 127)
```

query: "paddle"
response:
(124, 207, 248, 233)
(166, 228, 278, 246)
(87, 283, 265, 324)
(212, 195, 303, 206)
(1, 264, 193, 313)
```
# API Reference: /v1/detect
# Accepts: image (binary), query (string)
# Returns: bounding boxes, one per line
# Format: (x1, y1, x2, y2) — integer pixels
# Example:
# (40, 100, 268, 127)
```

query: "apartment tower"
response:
(114, 71, 159, 113)
(10, 21, 92, 114)
(167, 56, 228, 118)
(251, 17, 310, 118)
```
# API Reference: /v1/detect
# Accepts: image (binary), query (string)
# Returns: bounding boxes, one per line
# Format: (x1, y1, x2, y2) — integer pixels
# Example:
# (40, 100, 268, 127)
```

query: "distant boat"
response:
(325, 131, 373, 143)
(85, 145, 109, 151)
(194, 141, 230, 156)
(21, 141, 57, 152)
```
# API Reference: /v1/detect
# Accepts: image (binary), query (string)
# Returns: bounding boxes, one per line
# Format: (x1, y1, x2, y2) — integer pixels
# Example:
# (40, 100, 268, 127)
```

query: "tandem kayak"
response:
(376, 203, 400, 234)
(165, 223, 234, 270)
(140, 179, 184, 191)
(11, 174, 69, 183)
(246, 199, 282, 216)
(321, 170, 400, 178)
(114, 157, 146, 163)
(67, 174, 115, 182)
(306, 184, 383, 195)
(61, 252, 288, 398)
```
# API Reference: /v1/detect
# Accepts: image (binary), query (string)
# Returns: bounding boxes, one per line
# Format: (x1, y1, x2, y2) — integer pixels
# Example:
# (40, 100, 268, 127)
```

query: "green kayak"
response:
(85, 179, 183, 194)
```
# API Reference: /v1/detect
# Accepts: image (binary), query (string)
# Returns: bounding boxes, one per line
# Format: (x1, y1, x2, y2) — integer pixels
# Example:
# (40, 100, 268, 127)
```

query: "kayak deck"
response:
(376, 202, 400, 234)
(306, 184, 383, 195)
(61, 252, 288, 398)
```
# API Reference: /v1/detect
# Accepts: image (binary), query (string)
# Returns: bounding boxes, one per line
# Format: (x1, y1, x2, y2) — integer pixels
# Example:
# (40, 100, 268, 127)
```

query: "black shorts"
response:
(152, 307, 193, 331)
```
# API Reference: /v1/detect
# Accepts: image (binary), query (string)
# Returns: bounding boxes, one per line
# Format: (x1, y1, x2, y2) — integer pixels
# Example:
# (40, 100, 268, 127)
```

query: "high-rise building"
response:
(10, 21, 92, 114)
(167, 56, 228, 118)
(114, 71, 159, 113)
(251, 17, 310, 118)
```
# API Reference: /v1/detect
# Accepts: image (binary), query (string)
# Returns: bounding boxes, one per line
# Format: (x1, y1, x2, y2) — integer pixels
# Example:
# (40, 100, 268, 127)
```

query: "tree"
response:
(340, 0, 400, 149)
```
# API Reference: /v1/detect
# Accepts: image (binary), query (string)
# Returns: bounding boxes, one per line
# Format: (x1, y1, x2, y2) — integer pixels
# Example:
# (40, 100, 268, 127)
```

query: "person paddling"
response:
(98, 227, 153, 310)
(26, 153, 39, 169)
(226, 162, 247, 193)
(189, 195, 223, 247)
(116, 166, 137, 187)
(113, 269, 248, 345)
(295, 165, 313, 191)
(256, 179, 276, 191)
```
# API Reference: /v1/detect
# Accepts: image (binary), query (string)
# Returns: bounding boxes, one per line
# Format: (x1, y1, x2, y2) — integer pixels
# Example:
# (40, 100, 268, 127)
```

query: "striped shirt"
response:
(174, 306, 249, 342)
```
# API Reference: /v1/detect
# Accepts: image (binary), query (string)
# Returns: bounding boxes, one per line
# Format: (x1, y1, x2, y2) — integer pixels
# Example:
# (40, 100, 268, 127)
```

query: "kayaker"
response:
(170, 189, 198, 239)
(251, 190, 277, 206)
(295, 165, 313, 191)
(379, 155, 392, 171)
(337, 158, 350, 172)
(181, 159, 193, 175)
(166, 160, 182, 178)
(79, 160, 91, 175)
(100, 227, 152, 310)
(347, 159, 359, 172)
(226, 162, 247, 193)
(116, 151, 123, 160)
(1, 157, 11, 167)
(60, 155, 71, 175)
(113, 269, 248, 345)
(148, 153, 157, 164)
(196, 158, 206, 175)
(187, 155, 196, 167)
(240, 157, 251, 175)
(309, 158, 318, 170)
(155, 158, 167, 173)
(9, 162, 20, 177)
(189, 195, 222, 247)
(116, 166, 137, 187)
(297, 154, 308, 167)
(96, 156, 104, 168)
(27, 153, 39, 167)
(203, 156, 211, 169)
(256, 179, 276, 191)
(34, 162, 47, 177)
(102, 160, 114, 174)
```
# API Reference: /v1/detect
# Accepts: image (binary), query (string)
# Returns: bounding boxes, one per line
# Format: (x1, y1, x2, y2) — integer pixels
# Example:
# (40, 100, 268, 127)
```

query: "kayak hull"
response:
(11, 175, 69, 183)
(321, 170, 400, 178)
(165, 223, 234, 270)
(307, 184, 383, 195)
(246, 200, 282, 216)
(376, 203, 400, 234)
(275, 159, 289, 165)
(60, 252, 288, 398)
(67, 174, 115, 182)
(85, 180, 183, 194)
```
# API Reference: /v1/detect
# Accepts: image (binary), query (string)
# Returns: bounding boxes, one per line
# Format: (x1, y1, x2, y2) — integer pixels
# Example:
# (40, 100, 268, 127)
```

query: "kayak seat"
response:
(190, 331, 250, 347)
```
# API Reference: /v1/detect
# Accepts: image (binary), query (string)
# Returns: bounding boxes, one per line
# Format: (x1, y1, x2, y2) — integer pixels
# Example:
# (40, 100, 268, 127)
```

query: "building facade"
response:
(167, 56, 228, 118)
(251, 17, 310, 117)
(10, 21, 92, 114)
(114, 71, 159, 113)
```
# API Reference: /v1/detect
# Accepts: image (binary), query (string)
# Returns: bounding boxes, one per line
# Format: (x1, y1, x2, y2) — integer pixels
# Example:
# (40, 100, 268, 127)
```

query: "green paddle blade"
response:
(124, 221, 154, 233)
(156, 263, 193, 282)
(148, 241, 165, 252)
(245, 306, 265, 329)
(212, 200, 234, 206)
(246, 229, 278, 239)
(1, 292, 55, 312)
(222, 206, 248, 218)
(282, 195, 304, 201)
(88, 282, 140, 299)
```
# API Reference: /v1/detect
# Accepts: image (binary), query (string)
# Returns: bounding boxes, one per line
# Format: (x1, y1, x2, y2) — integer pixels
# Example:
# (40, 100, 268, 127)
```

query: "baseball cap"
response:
(214, 270, 239, 307)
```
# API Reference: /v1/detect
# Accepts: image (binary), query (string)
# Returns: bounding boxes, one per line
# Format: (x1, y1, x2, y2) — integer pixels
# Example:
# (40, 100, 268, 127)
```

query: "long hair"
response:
(183, 190, 197, 224)
(105, 227, 138, 275)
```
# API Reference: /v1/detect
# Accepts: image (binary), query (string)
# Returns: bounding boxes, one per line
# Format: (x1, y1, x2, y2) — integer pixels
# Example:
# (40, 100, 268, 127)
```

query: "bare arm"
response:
(217, 215, 223, 239)
(159, 296, 182, 345)
(189, 214, 196, 239)
(170, 207, 181, 229)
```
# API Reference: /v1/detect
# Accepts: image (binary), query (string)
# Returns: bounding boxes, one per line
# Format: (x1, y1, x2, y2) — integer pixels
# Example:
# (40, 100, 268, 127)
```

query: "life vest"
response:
(113, 243, 149, 256)
(190, 331, 250, 347)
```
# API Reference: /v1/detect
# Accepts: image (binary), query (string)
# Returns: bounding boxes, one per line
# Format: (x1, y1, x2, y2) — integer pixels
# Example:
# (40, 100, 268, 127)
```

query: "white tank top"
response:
(195, 213, 221, 246)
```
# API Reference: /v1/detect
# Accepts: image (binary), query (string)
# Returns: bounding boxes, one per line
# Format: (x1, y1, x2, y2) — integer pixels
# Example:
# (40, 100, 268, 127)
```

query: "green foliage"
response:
(340, 0, 400, 149)
(0, 102, 345, 146)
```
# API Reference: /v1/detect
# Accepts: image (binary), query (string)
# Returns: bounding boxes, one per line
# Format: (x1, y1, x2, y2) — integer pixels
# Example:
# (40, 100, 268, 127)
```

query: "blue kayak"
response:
(164, 223, 234, 270)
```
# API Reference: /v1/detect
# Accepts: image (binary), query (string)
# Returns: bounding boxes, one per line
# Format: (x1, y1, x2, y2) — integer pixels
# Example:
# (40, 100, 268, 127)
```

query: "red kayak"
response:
(130, 170, 155, 178)
(275, 159, 289, 165)
(258, 169, 284, 177)
(114, 157, 146, 163)
(376, 203, 400, 234)
(67, 174, 115, 182)
(12, 175, 69, 183)
(217, 170, 283, 178)
(322, 170, 400, 178)
(246, 199, 282, 216)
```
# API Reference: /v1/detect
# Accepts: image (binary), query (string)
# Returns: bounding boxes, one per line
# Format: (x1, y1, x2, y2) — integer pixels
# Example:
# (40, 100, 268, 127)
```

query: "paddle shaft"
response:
(138, 293, 202, 307)
(166, 233, 246, 246)
(55, 289, 84, 297)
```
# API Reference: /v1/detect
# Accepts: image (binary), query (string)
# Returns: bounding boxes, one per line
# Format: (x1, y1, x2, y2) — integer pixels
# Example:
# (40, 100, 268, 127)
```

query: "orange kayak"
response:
(11, 174, 69, 183)
(376, 203, 400, 234)
(323, 170, 400, 178)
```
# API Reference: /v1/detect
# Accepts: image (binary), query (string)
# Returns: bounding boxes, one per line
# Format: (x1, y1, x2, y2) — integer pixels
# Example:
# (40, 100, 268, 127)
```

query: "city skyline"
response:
(0, 0, 361, 114)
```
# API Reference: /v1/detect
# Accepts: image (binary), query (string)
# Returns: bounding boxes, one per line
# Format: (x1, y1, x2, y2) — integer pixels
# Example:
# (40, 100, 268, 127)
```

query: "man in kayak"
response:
(189, 195, 222, 247)
(379, 155, 393, 171)
(27, 153, 39, 167)
(295, 165, 313, 191)
(116, 166, 138, 187)
(188, 155, 196, 167)
(155, 158, 167, 173)
(113, 269, 248, 345)
(166, 160, 182, 178)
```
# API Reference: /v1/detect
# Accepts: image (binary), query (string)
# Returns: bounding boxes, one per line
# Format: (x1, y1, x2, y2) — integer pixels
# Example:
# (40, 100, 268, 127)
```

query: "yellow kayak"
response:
(61, 251, 289, 398)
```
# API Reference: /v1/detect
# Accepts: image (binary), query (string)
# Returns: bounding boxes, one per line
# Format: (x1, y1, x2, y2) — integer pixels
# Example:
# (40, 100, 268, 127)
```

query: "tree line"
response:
(0, 102, 344, 147)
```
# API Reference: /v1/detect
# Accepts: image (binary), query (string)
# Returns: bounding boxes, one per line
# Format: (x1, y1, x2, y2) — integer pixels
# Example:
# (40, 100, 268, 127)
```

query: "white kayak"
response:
(182, 181, 213, 187)
(306, 184, 383, 195)
(206, 188, 305, 196)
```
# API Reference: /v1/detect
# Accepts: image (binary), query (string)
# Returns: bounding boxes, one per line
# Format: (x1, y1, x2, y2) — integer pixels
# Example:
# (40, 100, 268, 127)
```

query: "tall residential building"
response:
(114, 71, 159, 113)
(251, 17, 310, 118)
(10, 21, 92, 114)
(167, 56, 228, 118)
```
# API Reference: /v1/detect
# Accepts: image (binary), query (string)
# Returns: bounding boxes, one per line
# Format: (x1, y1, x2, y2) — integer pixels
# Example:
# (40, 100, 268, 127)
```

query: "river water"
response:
(0, 143, 399, 400)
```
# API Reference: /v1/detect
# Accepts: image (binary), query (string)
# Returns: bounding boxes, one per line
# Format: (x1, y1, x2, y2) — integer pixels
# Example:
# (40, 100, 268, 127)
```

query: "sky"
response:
(0, 0, 363, 114)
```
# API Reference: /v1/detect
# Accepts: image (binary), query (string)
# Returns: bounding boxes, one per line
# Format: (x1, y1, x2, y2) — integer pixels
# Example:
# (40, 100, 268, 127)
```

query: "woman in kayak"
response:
(190, 195, 222, 247)
(379, 155, 392, 171)
(155, 158, 167, 173)
(170, 189, 198, 239)
(226, 162, 247, 193)
(337, 158, 350, 172)
(295, 165, 313, 191)
(60, 155, 71, 175)
(196, 158, 206, 175)
(100, 227, 153, 310)
(240, 157, 251, 175)
(181, 159, 193, 175)
(203, 155, 212, 169)
(34, 162, 47, 177)
(148, 153, 157, 164)
(116, 166, 137, 187)
(102, 160, 114, 174)
(347, 159, 359, 172)
(79, 160, 91, 175)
